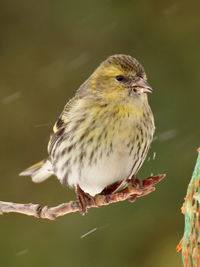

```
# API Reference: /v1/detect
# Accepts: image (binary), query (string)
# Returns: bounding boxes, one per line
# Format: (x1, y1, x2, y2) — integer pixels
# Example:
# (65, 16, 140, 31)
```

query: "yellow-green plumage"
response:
(20, 54, 155, 198)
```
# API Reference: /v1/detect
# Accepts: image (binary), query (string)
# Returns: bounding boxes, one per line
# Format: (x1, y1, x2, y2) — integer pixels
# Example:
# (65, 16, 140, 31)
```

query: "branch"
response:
(0, 174, 165, 220)
(176, 148, 200, 267)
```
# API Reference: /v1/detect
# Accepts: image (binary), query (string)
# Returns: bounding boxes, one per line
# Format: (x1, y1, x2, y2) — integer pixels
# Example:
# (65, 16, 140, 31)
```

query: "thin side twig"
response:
(0, 174, 165, 220)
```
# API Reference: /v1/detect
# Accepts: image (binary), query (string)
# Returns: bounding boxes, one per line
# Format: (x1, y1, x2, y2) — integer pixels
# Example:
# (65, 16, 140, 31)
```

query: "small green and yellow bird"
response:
(20, 54, 155, 212)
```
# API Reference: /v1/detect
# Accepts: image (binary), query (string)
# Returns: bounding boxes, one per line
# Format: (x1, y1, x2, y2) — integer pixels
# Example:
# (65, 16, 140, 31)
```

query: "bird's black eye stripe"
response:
(115, 75, 125, 82)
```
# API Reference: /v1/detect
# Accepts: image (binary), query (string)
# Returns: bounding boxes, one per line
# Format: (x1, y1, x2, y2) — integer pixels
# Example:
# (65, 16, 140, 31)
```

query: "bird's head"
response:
(87, 54, 152, 101)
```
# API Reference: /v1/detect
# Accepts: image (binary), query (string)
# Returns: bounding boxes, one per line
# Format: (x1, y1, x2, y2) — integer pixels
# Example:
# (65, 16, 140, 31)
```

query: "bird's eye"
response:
(115, 75, 125, 82)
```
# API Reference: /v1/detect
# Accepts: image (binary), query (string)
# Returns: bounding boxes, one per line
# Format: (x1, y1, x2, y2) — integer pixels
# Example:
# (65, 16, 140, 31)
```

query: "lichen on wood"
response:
(177, 148, 200, 267)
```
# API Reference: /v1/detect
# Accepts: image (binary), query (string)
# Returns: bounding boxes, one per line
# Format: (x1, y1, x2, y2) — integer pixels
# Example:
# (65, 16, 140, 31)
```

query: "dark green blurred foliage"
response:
(0, 0, 200, 266)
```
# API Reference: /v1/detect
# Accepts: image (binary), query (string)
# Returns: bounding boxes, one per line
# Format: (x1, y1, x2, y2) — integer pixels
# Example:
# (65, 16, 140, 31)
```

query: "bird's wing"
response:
(47, 78, 91, 155)
(47, 96, 79, 154)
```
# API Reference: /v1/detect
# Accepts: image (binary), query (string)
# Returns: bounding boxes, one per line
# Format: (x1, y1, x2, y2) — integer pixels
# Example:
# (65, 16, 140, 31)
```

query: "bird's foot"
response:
(101, 181, 123, 195)
(126, 176, 144, 203)
(126, 175, 143, 187)
(76, 185, 95, 215)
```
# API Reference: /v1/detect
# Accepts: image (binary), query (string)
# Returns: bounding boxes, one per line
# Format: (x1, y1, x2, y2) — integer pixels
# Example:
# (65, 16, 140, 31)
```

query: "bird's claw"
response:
(76, 185, 95, 215)
(126, 175, 144, 202)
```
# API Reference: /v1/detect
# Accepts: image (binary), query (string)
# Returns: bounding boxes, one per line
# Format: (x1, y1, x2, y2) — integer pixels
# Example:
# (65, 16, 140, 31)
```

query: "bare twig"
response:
(0, 174, 165, 220)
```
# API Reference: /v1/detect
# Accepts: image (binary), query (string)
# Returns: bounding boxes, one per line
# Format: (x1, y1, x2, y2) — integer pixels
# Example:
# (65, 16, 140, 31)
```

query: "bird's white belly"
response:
(67, 148, 133, 196)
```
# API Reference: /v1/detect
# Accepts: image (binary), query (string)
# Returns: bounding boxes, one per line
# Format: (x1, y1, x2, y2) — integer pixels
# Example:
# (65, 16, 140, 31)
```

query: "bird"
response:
(20, 54, 155, 213)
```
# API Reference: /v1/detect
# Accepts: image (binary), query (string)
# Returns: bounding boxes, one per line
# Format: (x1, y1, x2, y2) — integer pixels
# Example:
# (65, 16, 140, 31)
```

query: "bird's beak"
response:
(130, 78, 153, 94)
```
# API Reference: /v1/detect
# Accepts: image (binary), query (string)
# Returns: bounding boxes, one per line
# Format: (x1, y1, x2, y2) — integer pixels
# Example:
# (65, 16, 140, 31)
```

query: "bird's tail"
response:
(19, 159, 53, 183)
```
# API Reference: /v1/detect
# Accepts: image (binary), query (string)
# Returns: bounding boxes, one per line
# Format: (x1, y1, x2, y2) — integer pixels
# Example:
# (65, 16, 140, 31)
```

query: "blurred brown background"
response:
(0, 0, 200, 266)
